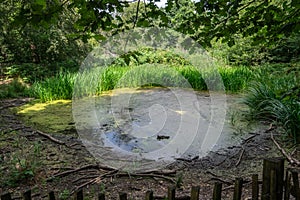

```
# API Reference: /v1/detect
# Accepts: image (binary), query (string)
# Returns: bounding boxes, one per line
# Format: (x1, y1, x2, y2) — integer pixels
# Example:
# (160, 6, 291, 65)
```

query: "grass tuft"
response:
(243, 77, 300, 142)
(30, 71, 76, 102)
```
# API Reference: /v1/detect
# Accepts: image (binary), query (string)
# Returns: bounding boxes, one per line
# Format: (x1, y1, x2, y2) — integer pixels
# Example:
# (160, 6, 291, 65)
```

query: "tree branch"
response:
(35, 130, 66, 145)
(133, 0, 141, 29)
(271, 131, 300, 166)
(213, 0, 258, 26)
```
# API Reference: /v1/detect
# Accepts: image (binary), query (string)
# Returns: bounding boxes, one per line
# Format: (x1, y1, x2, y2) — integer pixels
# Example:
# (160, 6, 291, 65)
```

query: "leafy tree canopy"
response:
(6, 0, 299, 46)
(1, 0, 299, 70)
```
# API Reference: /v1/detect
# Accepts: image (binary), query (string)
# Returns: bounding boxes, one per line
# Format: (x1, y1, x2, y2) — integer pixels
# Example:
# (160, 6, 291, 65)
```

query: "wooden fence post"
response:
(261, 157, 285, 200)
(252, 174, 259, 200)
(75, 189, 83, 200)
(213, 182, 222, 200)
(168, 186, 176, 200)
(233, 178, 243, 200)
(284, 170, 292, 200)
(23, 190, 31, 200)
(270, 170, 277, 200)
(119, 192, 127, 200)
(98, 193, 105, 200)
(48, 191, 55, 200)
(190, 186, 200, 200)
(292, 170, 300, 200)
(1, 193, 12, 200)
(145, 190, 154, 200)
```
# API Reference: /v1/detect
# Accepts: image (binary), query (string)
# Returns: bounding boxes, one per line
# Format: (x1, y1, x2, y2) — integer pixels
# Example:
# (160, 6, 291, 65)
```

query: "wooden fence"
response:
(1, 157, 300, 200)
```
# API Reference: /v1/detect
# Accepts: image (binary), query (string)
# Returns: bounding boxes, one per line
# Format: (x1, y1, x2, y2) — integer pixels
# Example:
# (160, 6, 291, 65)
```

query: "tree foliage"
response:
(0, 0, 90, 73)
(0, 0, 299, 68)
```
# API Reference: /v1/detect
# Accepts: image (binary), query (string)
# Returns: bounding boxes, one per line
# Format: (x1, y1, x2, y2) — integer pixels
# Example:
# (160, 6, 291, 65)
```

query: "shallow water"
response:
(73, 88, 248, 171)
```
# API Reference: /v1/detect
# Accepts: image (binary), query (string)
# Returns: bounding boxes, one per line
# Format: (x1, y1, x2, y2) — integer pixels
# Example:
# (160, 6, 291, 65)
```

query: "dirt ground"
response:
(0, 98, 294, 199)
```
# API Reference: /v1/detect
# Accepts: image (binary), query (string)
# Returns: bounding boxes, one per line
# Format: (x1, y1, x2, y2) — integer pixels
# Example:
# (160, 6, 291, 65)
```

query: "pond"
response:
(73, 87, 249, 171)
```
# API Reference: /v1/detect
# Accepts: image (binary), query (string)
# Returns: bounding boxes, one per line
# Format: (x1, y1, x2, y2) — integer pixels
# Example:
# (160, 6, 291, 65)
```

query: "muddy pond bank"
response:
(15, 88, 256, 171)
(0, 91, 285, 199)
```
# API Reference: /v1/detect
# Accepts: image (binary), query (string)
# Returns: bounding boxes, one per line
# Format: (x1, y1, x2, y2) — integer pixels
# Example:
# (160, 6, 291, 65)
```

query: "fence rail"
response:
(1, 157, 300, 200)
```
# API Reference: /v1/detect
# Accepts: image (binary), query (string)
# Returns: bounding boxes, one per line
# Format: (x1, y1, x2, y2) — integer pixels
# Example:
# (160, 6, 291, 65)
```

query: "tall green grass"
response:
(244, 83, 300, 142)
(243, 63, 300, 142)
(31, 71, 77, 102)
(219, 66, 254, 92)
(31, 65, 254, 102)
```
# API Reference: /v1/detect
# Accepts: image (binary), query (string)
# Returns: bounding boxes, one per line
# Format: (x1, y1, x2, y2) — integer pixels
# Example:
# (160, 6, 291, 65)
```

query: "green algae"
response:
(16, 100, 75, 134)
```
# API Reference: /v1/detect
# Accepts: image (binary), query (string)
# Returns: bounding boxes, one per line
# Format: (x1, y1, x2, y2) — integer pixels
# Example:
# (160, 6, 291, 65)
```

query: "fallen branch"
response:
(242, 133, 258, 144)
(73, 170, 176, 193)
(176, 158, 193, 162)
(176, 155, 199, 162)
(206, 171, 233, 184)
(115, 172, 176, 183)
(35, 130, 66, 145)
(235, 147, 245, 167)
(48, 164, 102, 180)
(97, 164, 117, 171)
(74, 169, 119, 192)
(271, 132, 300, 166)
(72, 175, 99, 184)
(143, 169, 176, 176)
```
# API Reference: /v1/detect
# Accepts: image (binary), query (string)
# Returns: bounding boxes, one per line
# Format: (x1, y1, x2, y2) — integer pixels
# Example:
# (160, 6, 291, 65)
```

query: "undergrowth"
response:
(243, 63, 300, 142)
(0, 78, 30, 99)
(0, 133, 42, 187)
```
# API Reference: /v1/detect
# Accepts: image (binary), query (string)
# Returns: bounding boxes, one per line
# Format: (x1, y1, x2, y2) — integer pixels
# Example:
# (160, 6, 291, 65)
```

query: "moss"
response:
(16, 100, 74, 134)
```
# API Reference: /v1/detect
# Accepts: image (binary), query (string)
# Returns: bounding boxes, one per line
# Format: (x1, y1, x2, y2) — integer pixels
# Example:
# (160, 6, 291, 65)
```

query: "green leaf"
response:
(291, 0, 300, 8)
(93, 34, 106, 41)
(34, 0, 46, 7)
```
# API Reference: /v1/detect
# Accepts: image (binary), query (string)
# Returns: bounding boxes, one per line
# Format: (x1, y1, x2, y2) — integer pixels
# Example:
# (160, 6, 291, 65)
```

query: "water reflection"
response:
(73, 87, 246, 171)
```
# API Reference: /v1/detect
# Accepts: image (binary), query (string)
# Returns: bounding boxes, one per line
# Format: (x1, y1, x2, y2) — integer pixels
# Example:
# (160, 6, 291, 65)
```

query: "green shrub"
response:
(112, 48, 190, 67)
(210, 36, 270, 67)
(3, 140, 42, 187)
(0, 78, 30, 99)
(3, 62, 79, 83)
